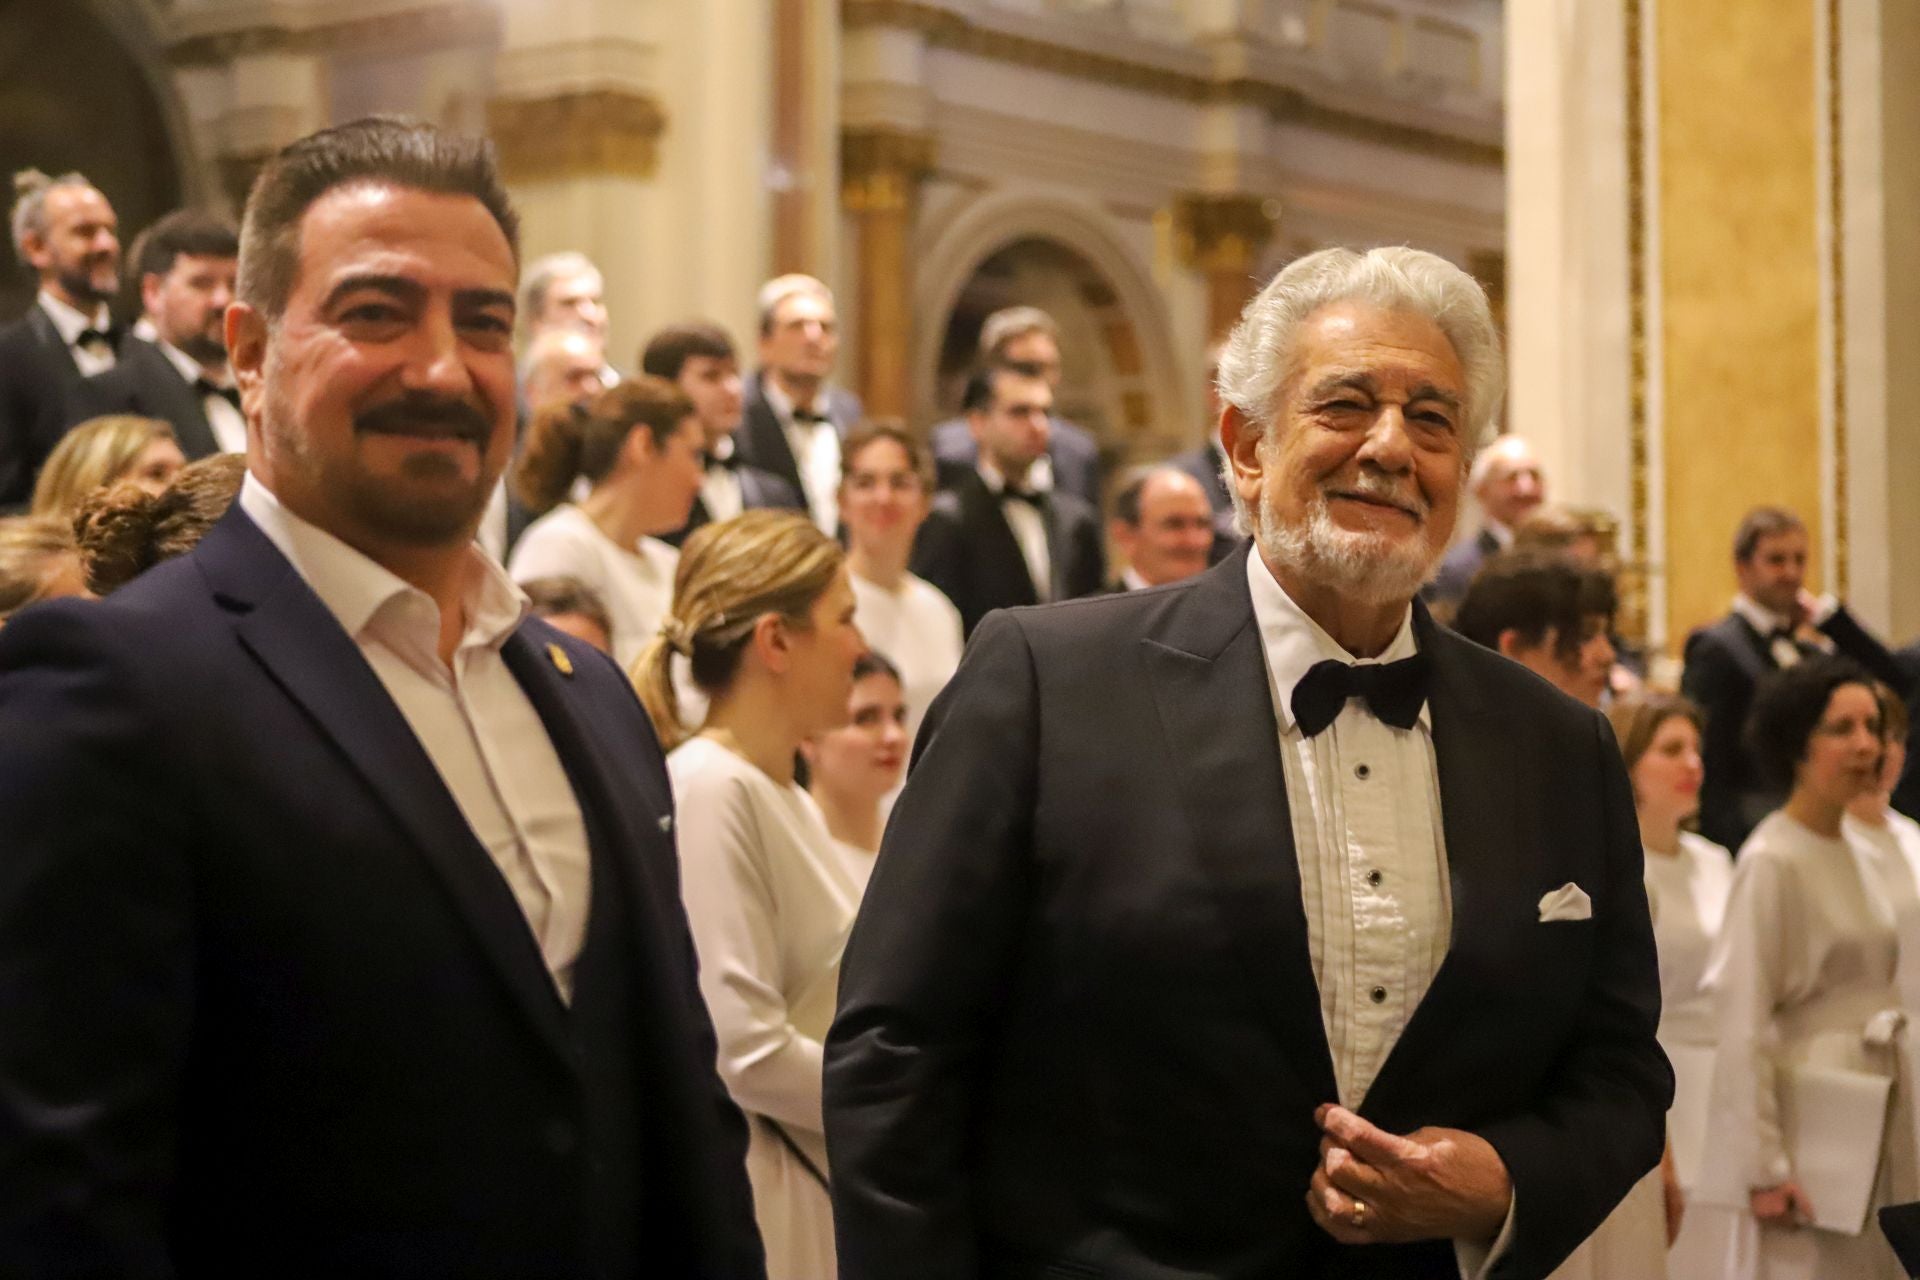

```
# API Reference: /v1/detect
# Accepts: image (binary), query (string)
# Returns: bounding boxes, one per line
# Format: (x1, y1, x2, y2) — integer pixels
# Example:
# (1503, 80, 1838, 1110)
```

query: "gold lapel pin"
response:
(546, 642, 574, 677)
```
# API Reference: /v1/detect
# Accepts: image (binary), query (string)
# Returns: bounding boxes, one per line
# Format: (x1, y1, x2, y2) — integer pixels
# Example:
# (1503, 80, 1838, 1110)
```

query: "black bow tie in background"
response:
(75, 327, 114, 351)
(791, 407, 830, 425)
(999, 485, 1047, 508)
(1290, 651, 1431, 737)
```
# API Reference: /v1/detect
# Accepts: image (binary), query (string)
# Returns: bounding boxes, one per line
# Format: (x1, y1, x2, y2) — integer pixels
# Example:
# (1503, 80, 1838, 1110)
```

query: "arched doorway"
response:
(0, 0, 187, 321)
(933, 237, 1151, 472)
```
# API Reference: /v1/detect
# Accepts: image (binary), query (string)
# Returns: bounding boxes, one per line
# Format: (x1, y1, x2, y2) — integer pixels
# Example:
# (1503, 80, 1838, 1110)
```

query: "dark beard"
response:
(177, 330, 227, 366)
(56, 262, 115, 307)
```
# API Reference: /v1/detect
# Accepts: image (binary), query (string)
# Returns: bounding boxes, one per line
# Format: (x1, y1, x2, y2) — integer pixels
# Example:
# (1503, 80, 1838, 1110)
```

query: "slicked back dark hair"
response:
(1744, 653, 1877, 790)
(237, 117, 519, 322)
(641, 322, 736, 381)
(134, 209, 238, 282)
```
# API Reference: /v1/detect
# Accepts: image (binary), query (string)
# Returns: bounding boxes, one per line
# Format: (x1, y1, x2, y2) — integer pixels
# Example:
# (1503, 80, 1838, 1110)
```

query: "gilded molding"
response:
(842, 0, 1501, 166)
(169, 2, 500, 66)
(841, 127, 937, 212)
(1622, 0, 1651, 651)
(1827, 0, 1849, 595)
(1170, 193, 1276, 272)
(485, 89, 667, 184)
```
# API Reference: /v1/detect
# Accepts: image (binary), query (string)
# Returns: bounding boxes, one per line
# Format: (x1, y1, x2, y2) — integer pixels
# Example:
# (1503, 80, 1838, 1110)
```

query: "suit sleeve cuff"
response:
(1454, 1190, 1516, 1280)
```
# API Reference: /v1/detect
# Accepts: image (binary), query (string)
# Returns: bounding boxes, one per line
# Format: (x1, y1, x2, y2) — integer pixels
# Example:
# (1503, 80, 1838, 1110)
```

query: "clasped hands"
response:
(1306, 1103, 1512, 1247)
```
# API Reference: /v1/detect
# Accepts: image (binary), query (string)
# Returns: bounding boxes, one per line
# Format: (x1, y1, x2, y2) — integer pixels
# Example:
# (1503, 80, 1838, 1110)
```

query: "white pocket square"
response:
(1538, 882, 1593, 923)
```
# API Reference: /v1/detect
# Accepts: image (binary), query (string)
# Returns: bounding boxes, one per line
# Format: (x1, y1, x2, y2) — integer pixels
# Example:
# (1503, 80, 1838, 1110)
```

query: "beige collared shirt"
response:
(1245, 552, 1510, 1276)
(239, 473, 593, 1001)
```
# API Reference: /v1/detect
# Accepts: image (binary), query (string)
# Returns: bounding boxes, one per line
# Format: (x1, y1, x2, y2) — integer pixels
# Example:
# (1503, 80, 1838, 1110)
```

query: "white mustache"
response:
(1322, 473, 1427, 521)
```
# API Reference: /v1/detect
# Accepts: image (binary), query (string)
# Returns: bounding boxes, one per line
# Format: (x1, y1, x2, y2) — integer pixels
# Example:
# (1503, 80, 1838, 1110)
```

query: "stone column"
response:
(1170, 193, 1277, 341)
(841, 127, 933, 420)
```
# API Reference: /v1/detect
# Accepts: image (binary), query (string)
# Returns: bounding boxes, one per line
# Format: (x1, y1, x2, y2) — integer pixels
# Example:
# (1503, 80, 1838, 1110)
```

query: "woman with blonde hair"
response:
(30, 415, 185, 517)
(508, 375, 706, 666)
(0, 515, 87, 624)
(634, 509, 866, 1280)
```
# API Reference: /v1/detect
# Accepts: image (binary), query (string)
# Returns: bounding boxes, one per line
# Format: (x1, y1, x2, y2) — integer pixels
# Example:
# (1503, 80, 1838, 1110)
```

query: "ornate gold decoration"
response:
(1170, 193, 1275, 272)
(169, 1, 500, 66)
(1623, 0, 1651, 651)
(841, 127, 936, 212)
(841, 0, 1501, 166)
(485, 89, 668, 184)
(1827, 0, 1849, 595)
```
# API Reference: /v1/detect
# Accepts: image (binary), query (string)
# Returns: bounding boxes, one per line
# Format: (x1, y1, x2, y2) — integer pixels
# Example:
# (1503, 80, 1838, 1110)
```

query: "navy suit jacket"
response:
(0, 508, 763, 1278)
(827, 544, 1670, 1280)
(0, 303, 114, 510)
(74, 336, 224, 460)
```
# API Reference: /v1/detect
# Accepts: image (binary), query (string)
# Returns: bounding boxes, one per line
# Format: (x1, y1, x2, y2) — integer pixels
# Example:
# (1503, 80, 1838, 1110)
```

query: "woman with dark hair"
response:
(633, 510, 867, 1280)
(801, 649, 908, 890)
(507, 375, 705, 666)
(1700, 654, 1910, 1278)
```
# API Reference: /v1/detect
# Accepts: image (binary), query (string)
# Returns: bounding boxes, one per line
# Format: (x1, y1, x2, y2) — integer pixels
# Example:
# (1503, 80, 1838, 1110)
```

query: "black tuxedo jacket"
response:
(74, 336, 224, 459)
(0, 508, 763, 1279)
(909, 468, 1106, 636)
(827, 544, 1670, 1280)
(661, 458, 804, 548)
(930, 414, 1103, 508)
(0, 303, 115, 509)
(1682, 605, 1911, 850)
(1893, 640, 1920, 823)
(733, 369, 861, 506)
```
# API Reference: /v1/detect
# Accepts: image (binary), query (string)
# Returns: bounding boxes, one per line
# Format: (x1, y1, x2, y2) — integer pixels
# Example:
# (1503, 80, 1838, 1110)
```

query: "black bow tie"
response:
(75, 327, 114, 351)
(704, 449, 739, 473)
(195, 378, 241, 411)
(998, 484, 1047, 508)
(791, 407, 830, 425)
(1290, 652, 1431, 737)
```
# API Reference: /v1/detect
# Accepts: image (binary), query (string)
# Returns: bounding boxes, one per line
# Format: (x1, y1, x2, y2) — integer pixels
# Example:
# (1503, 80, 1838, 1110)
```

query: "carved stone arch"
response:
(912, 188, 1186, 466)
(72, 0, 213, 209)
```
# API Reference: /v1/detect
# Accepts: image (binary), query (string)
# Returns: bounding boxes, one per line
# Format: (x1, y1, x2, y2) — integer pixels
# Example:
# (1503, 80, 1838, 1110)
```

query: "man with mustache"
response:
(0, 168, 123, 509)
(0, 119, 763, 1279)
(828, 246, 1670, 1279)
(75, 209, 244, 461)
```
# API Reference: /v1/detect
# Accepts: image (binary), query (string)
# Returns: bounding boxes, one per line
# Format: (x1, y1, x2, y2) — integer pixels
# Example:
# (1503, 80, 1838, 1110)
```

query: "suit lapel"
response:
(961, 473, 1040, 608)
(201, 511, 572, 1056)
(744, 373, 804, 496)
(1141, 547, 1339, 1104)
(24, 304, 82, 386)
(1360, 613, 1518, 1117)
(138, 342, 220, 459)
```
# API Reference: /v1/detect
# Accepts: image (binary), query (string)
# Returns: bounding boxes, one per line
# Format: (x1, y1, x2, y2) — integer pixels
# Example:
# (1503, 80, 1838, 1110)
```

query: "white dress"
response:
(1845, 809, 1920, 1014)
(849, 570, 963, 745)
(1645, 832, 1735, 1276)
(506, 503, 679, 670)
(1698, 810, 1913, 1280)
(667, 737, 861, 1280)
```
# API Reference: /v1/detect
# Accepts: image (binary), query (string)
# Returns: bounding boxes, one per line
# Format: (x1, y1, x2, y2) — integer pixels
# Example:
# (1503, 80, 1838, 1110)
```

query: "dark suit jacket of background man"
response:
(1893, 640, 1920, 822)
(660, 461, 804, 548)
(1169, 440, 1241, 565)
(0, 507, 764, 1279)
(0, 302, 117, 509)
(74, 335, 225, 460)
(732, 368, 861, 505)
(1422, 525, 1501, 609)
(1682, 605, 1910, 851)
(929, 414, 1103, 509)
(909, 467, 1106, 636)
(826, 543, 1670, 1280)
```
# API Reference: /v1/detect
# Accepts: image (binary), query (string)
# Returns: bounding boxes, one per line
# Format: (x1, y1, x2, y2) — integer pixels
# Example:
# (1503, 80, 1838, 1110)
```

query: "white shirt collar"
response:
(1122, 566, 1152, 592)
(1731, 592, 1791, 636)
(762, 373, 826, 425)
(37, 289, 108, 346)
(976, 456, 1050, 496)
(238, 471, 527, 650)
(154, 337, 218, 387)
(1245, 550, 1426, 733)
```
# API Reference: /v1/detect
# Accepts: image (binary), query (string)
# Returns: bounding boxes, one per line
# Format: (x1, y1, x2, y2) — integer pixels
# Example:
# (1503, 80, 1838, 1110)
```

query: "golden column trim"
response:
(1622, 0, 1652, 653)
(1171, 193, 1278, 339)
(485, 89, 668, 185)
(1827, 0, 1849, 595)
(842, 127, 936, 419)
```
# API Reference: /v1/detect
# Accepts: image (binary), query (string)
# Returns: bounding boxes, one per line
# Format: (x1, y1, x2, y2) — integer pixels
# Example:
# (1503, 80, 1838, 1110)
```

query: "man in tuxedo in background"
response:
(1168, 340, 1240, 564)
(1682, 505, 1910, 851)
(1108, 463, 1214, 590)
(931, 306, 1103, 507)
(1, 169, 122, 509)
(910, 361, 1104, 636)
(734, 273, 860, 533)
(1423, 434, 1545, 613)
(830, 246, 1669, 1280)
(641, 320, 802, 547)
(75, 209, 243, 460)
(0, 118, 761, 1279)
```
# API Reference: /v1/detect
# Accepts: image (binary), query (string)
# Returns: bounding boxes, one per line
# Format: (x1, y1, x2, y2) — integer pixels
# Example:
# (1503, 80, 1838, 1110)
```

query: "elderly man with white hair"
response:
(826, 245, 1670, 1280)
(1424, 434, 1546, 611)
(734, 273, 862, 533)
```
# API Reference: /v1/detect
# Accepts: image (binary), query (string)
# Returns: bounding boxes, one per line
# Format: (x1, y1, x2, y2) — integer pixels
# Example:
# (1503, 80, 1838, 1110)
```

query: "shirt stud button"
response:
(1354, 763, 1371, 780)
(1370, 986, 1388, 1004)
(1366, 869, 1383, 887)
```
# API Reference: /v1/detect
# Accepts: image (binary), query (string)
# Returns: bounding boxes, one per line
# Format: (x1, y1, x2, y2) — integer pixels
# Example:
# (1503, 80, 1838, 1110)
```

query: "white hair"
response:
(519, 251, 602, 326)
(756, 273, 835, 334)
(11, 169, 96, 263)
(1466, 431, 1540, 493)
(978, 305, 1058, 357)
(1214, 245, 1504, 536)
